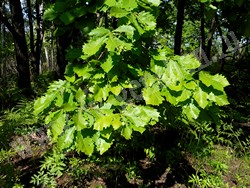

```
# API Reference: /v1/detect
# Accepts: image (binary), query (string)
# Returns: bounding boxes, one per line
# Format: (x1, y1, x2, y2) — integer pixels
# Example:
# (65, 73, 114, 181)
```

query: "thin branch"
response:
(0, 5, 15, 35)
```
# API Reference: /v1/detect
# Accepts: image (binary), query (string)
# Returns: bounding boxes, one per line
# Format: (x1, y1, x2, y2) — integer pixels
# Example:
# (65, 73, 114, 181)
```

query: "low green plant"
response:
(189, 170, 226, 188)
(144, 146, 155, 160)
(30, 149, 66, 188)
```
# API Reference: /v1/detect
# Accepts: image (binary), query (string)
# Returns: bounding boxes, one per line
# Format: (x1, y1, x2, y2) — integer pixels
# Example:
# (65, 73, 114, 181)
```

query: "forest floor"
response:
(1, 124, 249, 188)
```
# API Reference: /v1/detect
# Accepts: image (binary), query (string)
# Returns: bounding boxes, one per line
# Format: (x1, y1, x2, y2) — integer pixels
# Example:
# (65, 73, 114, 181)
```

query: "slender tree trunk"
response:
(206, 16, 217, 61)
(56, 31, 71, 78)
(200, 3, 206, 62)
(27, 0, 35, 72)
(26, 0, 35, 60)
(217, 26, 227, 72)
(34, 0, 44, 75)
(0, 1, 7, 81)
(50, 30, 54, 70)
(9, 0, 32, 95)
(0, 22, 2, 78)
(44, 37, 49, 69)
(174, 0, 186, 55)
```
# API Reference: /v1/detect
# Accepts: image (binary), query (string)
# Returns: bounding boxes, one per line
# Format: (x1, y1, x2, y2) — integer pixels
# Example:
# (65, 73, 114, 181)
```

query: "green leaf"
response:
(60, 11, 75, 25)
(121, 125, 132, 139)
(95, 137, 112, 155)
(193, 87, 209, 109)
(76, 133, 94, 156)
(128, 14, 145, 34)
(65, 75, 75, 83)
(214, 94, 230, 106)
(143, 71, 157, 87)
(93, 84, 110, 102)
(110, 7, 129, 18)
(142, 106, 160, 122)
(199, 71, 230, 91)
(51, 112, 66, 141)
(73, 110, 87, 131)
(73, 64, 93, 79)
(101, 55, 113, 73)
(45, 110, 61, 125)
(177, 55, 201, 70)
(112, 116, 122, 130)
(161, 88, 178, 105)
(130, 124, 146, 134)
(43, 6, 58, 21)
(94, 115, 113, 131)
(105, 0, 116, 6)
(177, 89, 192, 102)
(34, 93, 57, 115)
(62, 103, 77, 112)
(114, 25, 135, 39)
(184, 81, 197, 90)
(89, 27, 110, 38)
(47, 80, 67, 92)
(183, 103, 200, 120)
(55, 94, 64, 107)
(75, 88, 86, 105)
(106, 35, 132, 53)
(120, 0, 138, 10)
(110, 84, 122, 96)
(144, 0, 162, 6)
(136, 11, 156, 31)
(57, 127, 76, 150)
(82, 36, 107, 59)
(162, 60, 187, 84)
(143, 84, 164, 105)
(123, 105, 151, 127)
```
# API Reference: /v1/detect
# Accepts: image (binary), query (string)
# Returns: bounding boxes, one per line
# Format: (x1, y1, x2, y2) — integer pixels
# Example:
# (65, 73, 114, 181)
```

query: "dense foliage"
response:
(34, 0, 230, 156)
(0, 0, 249, 187)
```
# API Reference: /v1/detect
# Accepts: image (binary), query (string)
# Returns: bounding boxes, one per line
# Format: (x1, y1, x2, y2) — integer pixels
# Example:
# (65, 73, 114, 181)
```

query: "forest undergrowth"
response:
(0, 68, 249, 188)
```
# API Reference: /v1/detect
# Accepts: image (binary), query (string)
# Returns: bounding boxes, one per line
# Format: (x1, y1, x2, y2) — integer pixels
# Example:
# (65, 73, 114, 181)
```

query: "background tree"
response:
(0, 0, 31, 95)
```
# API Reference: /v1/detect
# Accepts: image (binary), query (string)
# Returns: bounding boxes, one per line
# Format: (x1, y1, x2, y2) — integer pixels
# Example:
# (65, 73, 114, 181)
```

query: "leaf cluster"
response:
(34, 0, 230, 156)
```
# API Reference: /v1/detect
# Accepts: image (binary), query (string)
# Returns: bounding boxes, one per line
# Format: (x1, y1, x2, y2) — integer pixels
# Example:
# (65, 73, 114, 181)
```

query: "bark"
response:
(50, 31, 54, 70)
(200, 3, 206, 62)
(206, 16, 217, 61)
(27, 0, 35, 67)
(217, 25, 227, 72)
(56, 31, 71, 78)
(34, 0, 44, 75)
(174, 0, 186, 55)
(9, 0, 32, 95)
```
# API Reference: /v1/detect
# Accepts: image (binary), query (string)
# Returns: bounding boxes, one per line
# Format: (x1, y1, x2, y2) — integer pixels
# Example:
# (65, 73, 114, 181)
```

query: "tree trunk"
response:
(27, 0, 35, 71)
(50, 30, 54, 70)
(200, 3, 206, 62)
(217, 26, 227, 72)
(34, 0, 44, 75)
(9, 0, 32, 95)
(206, 16, 217, 61)
(174, 0, 186, 55)
(56, 32, 71, 78)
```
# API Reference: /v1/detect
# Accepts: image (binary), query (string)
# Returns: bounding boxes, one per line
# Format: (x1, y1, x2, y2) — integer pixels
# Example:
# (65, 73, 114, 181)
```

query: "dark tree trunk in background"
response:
(56, 32, 71, 78)
(27, 0, 36, 73)
(50, 31, 54, 70)
(206, 16, 217, 61)
(174, 0, 186, 55)
(200, 3, 206, 62)
(34, 0, 44, 75)
(217, 26, 227, 72)
(9, 0, 32, 95)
